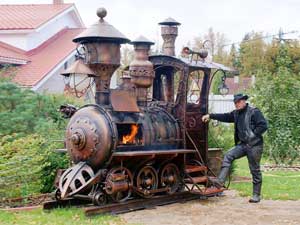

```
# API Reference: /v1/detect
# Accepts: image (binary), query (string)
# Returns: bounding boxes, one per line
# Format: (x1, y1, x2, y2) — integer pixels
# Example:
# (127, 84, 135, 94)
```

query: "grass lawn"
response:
(230, 157, 300, 200)
(0, 208, 124, 225)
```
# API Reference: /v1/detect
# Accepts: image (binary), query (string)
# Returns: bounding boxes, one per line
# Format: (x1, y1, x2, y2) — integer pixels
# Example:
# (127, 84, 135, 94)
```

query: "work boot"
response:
(249, 193, 261, 203)
(249, 183, 261, 203)
(209, 167, 230, 188)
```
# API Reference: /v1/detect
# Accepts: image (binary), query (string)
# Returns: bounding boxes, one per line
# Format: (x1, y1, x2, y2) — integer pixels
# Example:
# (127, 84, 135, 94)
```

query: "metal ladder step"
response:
(184, 176, 208, 184)
(191, 187, 225, 196)
(185, 165, 207, 174)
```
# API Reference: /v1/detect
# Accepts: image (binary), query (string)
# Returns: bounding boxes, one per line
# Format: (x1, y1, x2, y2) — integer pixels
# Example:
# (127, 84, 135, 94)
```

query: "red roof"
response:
(3, 28, 84, 87)
(225, 77, 252, 94)
(0, 41, 28, 64)
(0, 4, 73, 30)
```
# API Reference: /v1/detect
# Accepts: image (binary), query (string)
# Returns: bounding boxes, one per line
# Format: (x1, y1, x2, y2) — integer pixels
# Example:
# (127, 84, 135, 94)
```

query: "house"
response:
(0, 0, 85, 93)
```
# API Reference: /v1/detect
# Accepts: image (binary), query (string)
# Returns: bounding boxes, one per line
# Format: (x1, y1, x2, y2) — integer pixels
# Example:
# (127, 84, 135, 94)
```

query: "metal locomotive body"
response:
(57, 8, 232, 205)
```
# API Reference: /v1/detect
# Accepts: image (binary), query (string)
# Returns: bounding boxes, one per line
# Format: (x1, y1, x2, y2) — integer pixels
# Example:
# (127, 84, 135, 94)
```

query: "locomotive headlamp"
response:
(61, 59, 95, 97)
(218, 74, 229, 95)
(209, 69, 229, 96)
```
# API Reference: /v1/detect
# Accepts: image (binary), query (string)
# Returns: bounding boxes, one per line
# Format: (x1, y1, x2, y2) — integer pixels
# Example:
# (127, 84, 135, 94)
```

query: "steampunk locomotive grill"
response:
(57, 7, 233, 205)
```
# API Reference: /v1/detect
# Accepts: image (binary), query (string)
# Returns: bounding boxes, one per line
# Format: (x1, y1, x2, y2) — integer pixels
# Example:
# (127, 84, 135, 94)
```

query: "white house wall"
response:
(209, 95, 235, 113)
(27, 11, 79, 51)
(0, 33, 29, 50)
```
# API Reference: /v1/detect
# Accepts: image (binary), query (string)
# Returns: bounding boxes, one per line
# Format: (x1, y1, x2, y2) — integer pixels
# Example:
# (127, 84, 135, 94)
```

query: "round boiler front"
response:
(65, 105, 114, 169)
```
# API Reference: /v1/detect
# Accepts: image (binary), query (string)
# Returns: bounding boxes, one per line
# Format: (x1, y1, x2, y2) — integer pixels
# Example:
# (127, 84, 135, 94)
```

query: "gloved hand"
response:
(202, 114, 210, 123)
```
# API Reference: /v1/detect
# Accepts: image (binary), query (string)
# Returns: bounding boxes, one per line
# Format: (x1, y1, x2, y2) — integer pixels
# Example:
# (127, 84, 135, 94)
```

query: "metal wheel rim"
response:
(160, 163, 180, 194)
(136, 165, 158, 198)
(106, 167, 133, 203)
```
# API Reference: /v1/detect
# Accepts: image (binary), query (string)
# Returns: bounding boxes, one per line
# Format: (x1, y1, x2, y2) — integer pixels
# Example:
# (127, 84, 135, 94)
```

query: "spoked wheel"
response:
(159, 163, 180, 194)
(136, 165, 158, 198)
(105, 167, 133, 203)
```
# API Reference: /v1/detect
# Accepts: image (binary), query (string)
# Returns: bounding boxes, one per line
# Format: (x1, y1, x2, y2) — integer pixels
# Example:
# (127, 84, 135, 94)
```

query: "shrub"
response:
(0, 134, 69, 199)
(208, 123, 235, 151)
(0, 79, 81, 198)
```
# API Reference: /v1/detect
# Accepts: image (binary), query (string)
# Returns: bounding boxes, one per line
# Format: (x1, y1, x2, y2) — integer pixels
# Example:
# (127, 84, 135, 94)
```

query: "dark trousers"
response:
(221, 144, 263, 195)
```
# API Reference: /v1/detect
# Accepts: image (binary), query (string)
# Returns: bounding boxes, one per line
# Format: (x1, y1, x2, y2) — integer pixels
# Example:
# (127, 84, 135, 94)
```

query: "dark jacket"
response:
(210, 104, 268, 146)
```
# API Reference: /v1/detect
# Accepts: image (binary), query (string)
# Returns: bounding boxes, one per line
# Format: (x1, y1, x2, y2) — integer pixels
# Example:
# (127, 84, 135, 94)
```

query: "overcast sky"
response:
(1, 0, 300, 54)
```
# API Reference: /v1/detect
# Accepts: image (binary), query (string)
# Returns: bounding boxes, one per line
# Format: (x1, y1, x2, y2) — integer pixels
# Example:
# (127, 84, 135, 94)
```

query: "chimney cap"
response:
(53, 0, 64, 4)
(73, 8, 130, 44)
(158, 17, 181, 26)
(130, 35, 154, 46)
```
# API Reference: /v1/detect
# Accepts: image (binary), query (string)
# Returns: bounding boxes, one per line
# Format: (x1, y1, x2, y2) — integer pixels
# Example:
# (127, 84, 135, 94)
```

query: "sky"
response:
(1, 0, 300, 54)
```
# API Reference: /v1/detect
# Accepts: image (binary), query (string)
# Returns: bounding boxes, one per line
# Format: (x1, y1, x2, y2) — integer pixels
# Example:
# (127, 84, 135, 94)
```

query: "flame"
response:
(122, 124, 138, 144)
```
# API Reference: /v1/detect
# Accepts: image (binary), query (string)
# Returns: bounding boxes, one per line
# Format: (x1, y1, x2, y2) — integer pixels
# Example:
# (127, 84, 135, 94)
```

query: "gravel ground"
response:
(121, 190, 300, 225)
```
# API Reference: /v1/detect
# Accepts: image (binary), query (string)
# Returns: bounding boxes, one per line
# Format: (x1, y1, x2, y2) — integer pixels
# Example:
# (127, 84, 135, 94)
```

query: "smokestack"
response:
(72, 8, 130, 105)
(53, 0, 64, 4)
(129, 36, 154, 107)
(158, 17, 181, 56)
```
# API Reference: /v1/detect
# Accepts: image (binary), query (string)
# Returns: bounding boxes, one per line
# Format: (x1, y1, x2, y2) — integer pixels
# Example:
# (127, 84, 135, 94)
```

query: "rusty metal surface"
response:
(131, 35, 154, 45)
(104, 167, 132, 202)
(58, 162, 96, 199)
(136, 165, 158, 197)
(72, 8, 129, 105)
(130, 36, 154, 106)
(208, 148, 223, 175)
(112, 149, 196, 157)
(65, 105, 113, 169)
(159, 18, 180, 56)
(110, 89, 139, 112)
(118, 71, 135, 91)
(84, 191, 206, 216)
(184, 165, 207, 174)
(159, 163, 180, 194)
(158, 17, 181, 26)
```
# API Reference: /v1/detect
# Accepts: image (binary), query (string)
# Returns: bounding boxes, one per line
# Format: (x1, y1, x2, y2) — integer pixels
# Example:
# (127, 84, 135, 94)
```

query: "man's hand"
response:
(202, 114, 210, 123)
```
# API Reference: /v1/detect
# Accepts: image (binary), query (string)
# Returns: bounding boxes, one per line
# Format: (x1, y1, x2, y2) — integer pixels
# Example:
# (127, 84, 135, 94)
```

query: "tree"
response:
(250, 44, 300, 164)
(264, 39, 300, 74)
(238, 31, 266, 76)
(228, 44, 239, 69)
(193, 27, 229, 64)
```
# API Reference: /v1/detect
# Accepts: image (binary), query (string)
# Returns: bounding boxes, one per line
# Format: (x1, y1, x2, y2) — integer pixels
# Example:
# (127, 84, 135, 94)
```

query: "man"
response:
(202, 93, 268, 203)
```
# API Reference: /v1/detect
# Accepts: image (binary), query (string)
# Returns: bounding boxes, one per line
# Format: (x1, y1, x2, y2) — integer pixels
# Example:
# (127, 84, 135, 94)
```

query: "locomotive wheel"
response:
(105, 167, 133, 203)
(92, 191, 107, 206)
(136, 165, 158, 198)
(159, 163, 180, 194)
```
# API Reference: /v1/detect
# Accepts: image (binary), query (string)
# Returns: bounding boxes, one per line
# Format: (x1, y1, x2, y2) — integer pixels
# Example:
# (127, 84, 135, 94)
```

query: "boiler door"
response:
(65, 105, 114, 169)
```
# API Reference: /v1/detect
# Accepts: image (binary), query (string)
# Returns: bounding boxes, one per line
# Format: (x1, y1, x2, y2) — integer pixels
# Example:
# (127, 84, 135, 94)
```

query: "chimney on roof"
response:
(251, 75, 256, 86)
(53, 0, 64, 4)
(234, 75, 239, 84)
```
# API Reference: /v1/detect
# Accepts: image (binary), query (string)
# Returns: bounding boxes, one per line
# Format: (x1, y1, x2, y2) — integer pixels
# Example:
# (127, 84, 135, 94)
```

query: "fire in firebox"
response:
(122, 124, 138, 144)
(117, 124, 142, 145)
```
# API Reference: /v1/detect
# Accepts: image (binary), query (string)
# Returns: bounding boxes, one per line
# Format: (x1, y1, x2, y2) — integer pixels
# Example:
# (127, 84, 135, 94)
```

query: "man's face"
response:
(234, 99, 246, 110)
